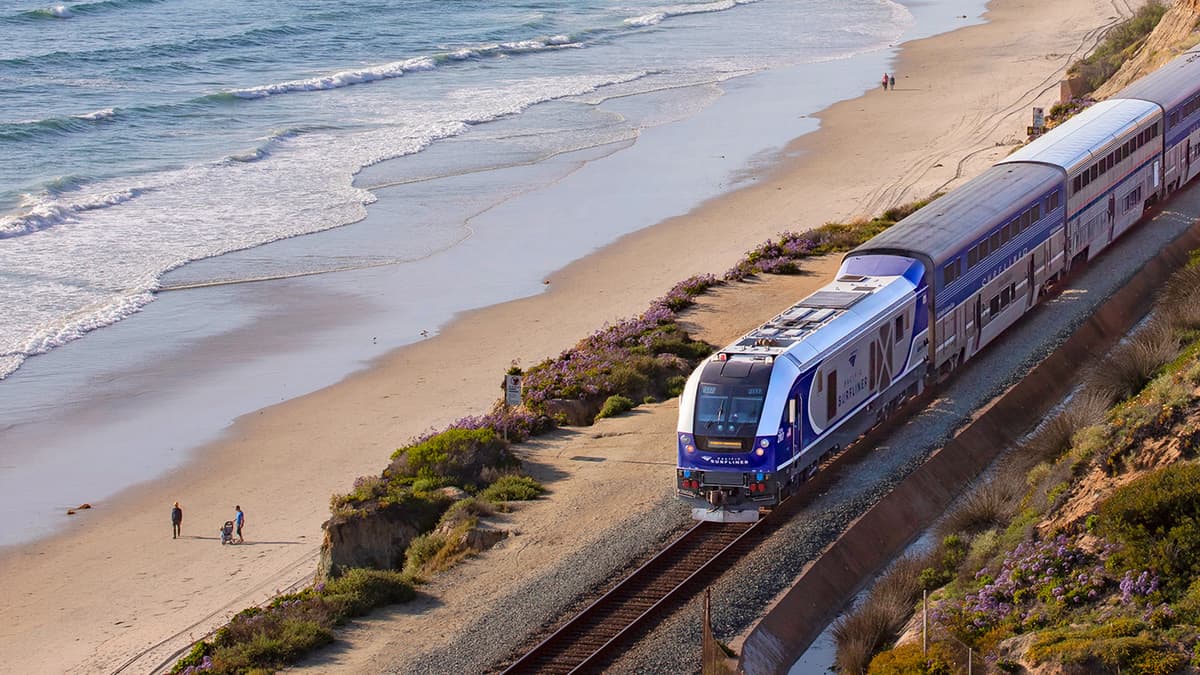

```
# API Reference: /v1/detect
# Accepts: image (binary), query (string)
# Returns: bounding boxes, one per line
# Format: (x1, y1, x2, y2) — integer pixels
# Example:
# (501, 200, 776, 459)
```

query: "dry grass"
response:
(1157, 264, 1200, 329)
(1015, 390, 1111, 469)
(832, 554, 932, 673)
(1084, 317, 1179, 402)
(936, 471, 1024, 539)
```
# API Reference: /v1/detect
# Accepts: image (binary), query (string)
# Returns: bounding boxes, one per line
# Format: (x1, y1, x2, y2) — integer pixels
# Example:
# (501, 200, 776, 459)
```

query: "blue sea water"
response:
(0, 0, 922, 380)
(0, 0, 985, 553)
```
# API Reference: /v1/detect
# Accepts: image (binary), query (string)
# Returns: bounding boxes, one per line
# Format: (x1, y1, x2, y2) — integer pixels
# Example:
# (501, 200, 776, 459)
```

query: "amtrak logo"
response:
(848, 349, 858, 367)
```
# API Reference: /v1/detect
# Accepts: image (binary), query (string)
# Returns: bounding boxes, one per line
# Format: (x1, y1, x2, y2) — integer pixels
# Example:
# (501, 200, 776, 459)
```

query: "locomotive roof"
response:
(998, 98, 1160, 171)
(844, 163, 1061, 267)
(1114, 49, 1200, 112)
(718, 272, 913, 362)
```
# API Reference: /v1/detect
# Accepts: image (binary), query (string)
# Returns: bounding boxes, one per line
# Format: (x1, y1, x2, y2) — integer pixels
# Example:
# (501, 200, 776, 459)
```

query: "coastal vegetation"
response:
(169, 196, 939, 673)
(1067, 1, 1168, 94)
(834, 255, 1200, 674)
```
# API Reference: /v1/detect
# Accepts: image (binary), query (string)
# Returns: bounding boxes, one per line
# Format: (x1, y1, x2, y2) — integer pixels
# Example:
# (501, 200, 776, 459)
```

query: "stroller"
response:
(220, 520, 235, 545)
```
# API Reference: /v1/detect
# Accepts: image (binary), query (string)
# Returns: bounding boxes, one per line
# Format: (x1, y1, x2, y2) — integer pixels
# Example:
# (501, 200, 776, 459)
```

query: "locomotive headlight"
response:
(680, 434, 692, 445)
(755, 447, 765, 456)
(759, 439, 769, 448)
(686, 444, 696, 453)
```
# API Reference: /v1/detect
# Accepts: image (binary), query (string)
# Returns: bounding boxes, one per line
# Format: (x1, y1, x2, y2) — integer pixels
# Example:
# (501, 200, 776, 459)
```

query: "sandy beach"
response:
(0, 0, 1140, 672)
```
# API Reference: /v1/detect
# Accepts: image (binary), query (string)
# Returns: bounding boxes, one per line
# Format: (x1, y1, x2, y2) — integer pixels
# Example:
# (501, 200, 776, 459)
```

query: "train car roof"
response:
(998, 98, 1160, 171)
(843, 163, 1061, 267)
(1113, 49, 1200, 111)
(717, 271, 915, 364)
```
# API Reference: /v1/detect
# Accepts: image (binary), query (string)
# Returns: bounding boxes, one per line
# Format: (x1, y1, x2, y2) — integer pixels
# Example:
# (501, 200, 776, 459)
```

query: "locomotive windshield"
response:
(693, 358, 772, 444)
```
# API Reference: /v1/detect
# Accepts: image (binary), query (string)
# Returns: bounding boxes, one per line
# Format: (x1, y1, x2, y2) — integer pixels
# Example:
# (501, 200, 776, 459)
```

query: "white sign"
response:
(505, 374, 523, 407)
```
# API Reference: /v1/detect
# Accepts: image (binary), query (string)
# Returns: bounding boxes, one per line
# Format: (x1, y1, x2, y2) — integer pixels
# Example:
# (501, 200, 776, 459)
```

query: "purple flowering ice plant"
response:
(934, 535, 1113, 640)
(522, 274, 720, 405)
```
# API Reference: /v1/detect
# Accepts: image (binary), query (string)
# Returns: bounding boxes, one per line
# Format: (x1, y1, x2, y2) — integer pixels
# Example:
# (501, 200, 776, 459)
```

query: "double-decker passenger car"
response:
(677, 50, 1200, 522)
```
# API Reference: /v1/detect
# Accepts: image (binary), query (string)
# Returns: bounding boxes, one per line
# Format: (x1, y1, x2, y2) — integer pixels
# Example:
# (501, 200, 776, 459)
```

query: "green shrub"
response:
(666, 375, 688, 397)
(867, 642, 956, 675)
(479, 474, 544, 503)
(1096, 463, 1200, 598)
(321, 568, 415, 617)
(597, 394, 636, 419)
(438, 497, 495, 530)
(388, 427, 514, 485)
(403, 532, 449, 577)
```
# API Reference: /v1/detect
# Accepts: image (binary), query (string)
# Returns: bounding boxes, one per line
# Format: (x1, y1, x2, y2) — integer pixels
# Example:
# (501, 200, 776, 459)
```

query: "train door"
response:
(1180, 138, 1190, 182)
(825, 370, 837, 421)
(1026, 256, 1036, 308)
(788, 395, 800, 463)
(973, 296, 982, 352)
(1107, 193, 1116, 243)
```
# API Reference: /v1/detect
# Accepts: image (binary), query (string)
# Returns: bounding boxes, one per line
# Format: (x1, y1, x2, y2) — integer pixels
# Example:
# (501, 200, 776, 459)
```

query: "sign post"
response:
(505, 374, 523, 407)
(503, 374, 523, 443)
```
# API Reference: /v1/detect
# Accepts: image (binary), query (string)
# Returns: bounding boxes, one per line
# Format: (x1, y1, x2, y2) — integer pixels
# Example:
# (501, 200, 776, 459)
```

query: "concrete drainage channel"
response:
(732, 210, 1200, 673)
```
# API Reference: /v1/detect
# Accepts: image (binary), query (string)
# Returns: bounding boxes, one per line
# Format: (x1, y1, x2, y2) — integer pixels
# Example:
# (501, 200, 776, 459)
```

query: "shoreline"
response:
(0, 0, 1132, 672)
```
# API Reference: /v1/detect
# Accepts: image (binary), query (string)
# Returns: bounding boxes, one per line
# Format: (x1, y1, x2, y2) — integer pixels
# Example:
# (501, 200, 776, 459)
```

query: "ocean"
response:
(0, 0, 984, 547)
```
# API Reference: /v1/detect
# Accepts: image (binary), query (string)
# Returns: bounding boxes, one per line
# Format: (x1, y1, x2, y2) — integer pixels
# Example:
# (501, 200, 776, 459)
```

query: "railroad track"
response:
(498, 380, 935, 675)
(499, 519, 763, 674)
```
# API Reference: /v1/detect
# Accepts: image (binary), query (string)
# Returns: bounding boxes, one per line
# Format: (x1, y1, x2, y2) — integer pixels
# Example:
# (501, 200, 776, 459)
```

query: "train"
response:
(675, 50, 1200, 522)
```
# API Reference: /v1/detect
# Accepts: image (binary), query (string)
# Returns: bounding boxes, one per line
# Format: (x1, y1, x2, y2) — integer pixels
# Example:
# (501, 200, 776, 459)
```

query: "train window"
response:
(1108, 154, 1114, 170)
(1002, 223, 1011, 242)
(968, 247, 977, 267)
(1031, 203, 1041, 221)
(1072, 176, 1081, 194)
(1172, 112, 1179, 126)
(1049, 192, 1060, 211)
(989, 296, 1001, 316)
(1090, 164, 1099, 181)
(1000, 286, 1011, 307)
(1082, 171, 1090, 188)
(990, 232, 1001, 251)
(895, 314, 904, 339)
(1098, 160, 1106, 176)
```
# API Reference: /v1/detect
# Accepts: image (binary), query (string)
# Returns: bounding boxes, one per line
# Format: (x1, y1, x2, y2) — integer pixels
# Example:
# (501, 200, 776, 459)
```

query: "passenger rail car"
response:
(677, 50, 1200, 522)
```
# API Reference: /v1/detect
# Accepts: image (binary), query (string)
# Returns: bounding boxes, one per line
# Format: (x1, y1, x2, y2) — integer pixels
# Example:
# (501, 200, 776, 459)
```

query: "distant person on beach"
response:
(882, 73, 889, 90)
(889, 74, 895, 89)
(171, 502, 183, 539)
(234, 505, 244, 543)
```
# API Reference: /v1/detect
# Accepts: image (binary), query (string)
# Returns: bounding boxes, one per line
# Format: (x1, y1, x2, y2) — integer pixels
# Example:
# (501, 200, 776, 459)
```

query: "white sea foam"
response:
(73, 107, 114, 121)
(0, 70, 650, 380)
(625, 0, 757, 27)
(48, 5, 72, 18)
(0, 188, 144, 238)
(229, 57, 437, 99)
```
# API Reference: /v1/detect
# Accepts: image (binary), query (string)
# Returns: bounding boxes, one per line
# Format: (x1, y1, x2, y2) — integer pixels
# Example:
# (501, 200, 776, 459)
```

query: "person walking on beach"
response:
(171, 502, 183, 539)
(882, 73, 889, 90)
(889, 74, 895, 90)
(234, 505, 244, 543)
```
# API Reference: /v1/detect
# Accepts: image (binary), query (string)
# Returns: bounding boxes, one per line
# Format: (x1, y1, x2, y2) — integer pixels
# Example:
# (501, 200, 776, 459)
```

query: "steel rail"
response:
(499, 519, 761, 674)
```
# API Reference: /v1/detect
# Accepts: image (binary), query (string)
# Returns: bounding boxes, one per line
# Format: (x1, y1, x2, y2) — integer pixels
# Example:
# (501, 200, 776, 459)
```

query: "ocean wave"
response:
(228, 56, 438, 99)
(625, 0, 758, 27)
(11, 4, 73, 21)
(225, 36, 588, 101)
(0, 289, 154, 381)
(0, 187, 145, 239)
(0, 108, 117, 142)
